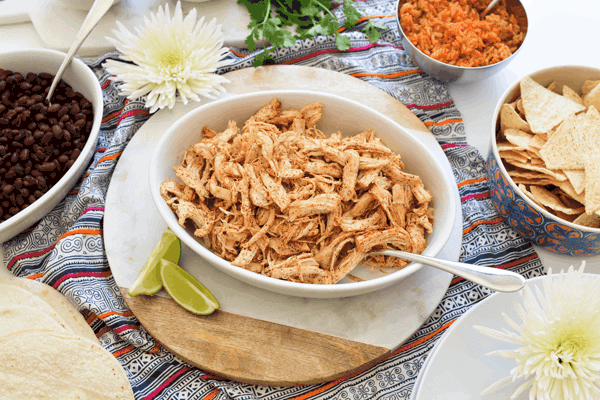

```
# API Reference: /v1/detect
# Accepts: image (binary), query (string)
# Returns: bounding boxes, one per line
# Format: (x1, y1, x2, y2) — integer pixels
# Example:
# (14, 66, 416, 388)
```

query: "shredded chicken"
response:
(160, 98, 435, 284)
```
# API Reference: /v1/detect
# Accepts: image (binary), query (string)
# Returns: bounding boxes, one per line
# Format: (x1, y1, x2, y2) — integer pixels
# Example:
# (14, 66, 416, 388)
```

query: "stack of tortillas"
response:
(0, 277, 135, 399)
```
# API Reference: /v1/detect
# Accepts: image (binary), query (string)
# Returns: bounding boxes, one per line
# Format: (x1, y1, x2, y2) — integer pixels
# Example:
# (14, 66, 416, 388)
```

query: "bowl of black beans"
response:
(0, 48, 103, 243)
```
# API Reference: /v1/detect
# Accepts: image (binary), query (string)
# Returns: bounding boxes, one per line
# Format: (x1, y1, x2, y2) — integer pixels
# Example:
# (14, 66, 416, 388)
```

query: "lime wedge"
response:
(159, 259, 220, 315)
(128, 228, 181, 297)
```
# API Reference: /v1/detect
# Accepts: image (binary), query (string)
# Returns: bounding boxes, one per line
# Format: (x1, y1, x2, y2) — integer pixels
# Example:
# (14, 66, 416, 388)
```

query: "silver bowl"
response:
(395, 0, 529, 84)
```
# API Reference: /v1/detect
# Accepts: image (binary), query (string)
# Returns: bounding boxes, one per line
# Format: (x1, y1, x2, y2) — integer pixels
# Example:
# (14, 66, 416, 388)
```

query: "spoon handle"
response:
(374, 250, 526, 292)
(482, 0, 501, 17)
(46, 0, 116, 104)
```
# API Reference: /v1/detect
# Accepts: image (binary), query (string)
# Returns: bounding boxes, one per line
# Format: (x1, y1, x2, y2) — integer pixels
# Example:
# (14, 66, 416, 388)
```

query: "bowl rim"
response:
(490, 64, 600, 234)
(149, 89, 457, 296)
(0, 48, 103, 239)
(394, 0, 529, 71)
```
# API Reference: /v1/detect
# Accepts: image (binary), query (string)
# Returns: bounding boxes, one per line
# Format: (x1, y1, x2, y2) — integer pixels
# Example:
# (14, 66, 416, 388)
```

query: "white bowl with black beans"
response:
(0, 49, 103, 243)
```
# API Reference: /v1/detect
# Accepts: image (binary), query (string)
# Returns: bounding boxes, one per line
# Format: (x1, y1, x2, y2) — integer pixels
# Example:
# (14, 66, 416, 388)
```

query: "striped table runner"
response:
(2, 0, 543, 398)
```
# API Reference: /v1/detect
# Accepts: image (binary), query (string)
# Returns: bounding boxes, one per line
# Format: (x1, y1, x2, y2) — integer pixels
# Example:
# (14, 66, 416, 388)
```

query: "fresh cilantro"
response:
(238, 0, 387, 67)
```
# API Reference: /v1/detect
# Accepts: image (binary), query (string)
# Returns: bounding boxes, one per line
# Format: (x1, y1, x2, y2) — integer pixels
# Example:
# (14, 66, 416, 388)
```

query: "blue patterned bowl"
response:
(487, 65, 600, 256)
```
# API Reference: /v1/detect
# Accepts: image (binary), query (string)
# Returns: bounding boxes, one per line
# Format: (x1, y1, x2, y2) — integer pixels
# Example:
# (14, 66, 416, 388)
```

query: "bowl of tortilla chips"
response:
(488, 65, 600, 256)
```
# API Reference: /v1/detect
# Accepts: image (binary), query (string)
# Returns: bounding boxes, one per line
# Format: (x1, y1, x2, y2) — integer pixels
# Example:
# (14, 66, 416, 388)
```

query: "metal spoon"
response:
(369, 250, 526, 292)
(46, 0, 116, 104)
(482, 0, 501, 17)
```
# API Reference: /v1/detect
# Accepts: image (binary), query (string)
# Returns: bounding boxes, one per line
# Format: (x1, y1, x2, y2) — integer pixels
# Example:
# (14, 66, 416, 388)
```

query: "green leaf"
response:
(364, 19, 386, 43)
(342, 3, 361, 27)
(238, 0, 270, 23)
(335, 33, 351, 51)
(300, 5, 319, 17)
(245, 30, 258, 53)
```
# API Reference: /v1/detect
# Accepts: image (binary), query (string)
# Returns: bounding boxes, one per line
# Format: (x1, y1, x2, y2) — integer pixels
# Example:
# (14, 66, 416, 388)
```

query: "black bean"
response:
(38, 162, 56, 172)
(57, 106, 69, 117)
(41, 131, 53, 144)
(48, 103, 61, 114)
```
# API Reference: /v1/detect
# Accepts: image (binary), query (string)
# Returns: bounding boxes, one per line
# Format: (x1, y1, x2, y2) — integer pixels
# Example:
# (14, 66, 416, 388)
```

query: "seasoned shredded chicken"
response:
(161, 98, 434, 284)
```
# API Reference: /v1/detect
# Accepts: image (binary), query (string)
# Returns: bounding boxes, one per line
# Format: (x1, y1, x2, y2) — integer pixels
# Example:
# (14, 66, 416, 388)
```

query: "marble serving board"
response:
(104, 65, 463, 386)
(0, 0, 253, 56)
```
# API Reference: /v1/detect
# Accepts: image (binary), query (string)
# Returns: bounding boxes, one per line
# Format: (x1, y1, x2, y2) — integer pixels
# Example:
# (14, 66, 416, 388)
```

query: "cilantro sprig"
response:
(238, 0, 387, 67)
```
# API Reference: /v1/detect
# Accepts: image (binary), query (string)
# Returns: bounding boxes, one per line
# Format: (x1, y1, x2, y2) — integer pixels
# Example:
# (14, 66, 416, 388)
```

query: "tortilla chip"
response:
(546, 81, 556, 92)
(582, 80, 600, 96)
(584, 84, 600, 110)
(511, 177, 560, 186)
(562, 85, 584, 105)
(584, 155, 600, 214)
(520, 77, 586, 134)
(539, 114, 586, 170)
(529, 186, 585, 215)
(518, 184, 548, 210)
(556, 210, 579, 223)
(516, 99, 525, 115)
(528, 134, 547, 150)
(504, 159, 567, 181)
(500, 103, 532, 134)
(508, 169, 558, 180)
(564, 169, 586, 194)
(556, 180, 586, 205)
(498, 142, 525, 151)
(581, 106, 600, 153)
(500, 150, 529, 163)
(504, 129, 535, 148)
(573, 212, 600, 228)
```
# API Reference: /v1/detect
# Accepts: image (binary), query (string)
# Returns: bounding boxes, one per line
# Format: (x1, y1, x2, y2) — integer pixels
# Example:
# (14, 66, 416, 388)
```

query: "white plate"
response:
(104, 92, 463, 350)
(412, 277, 547, 400)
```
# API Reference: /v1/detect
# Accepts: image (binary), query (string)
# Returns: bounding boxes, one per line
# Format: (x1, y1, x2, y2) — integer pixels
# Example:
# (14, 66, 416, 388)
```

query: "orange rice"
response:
(399, 0, 526, 67)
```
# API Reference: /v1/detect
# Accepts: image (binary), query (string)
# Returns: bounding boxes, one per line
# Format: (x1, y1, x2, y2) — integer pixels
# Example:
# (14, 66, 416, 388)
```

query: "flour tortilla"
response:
(0, 284, 74, 331)
(0, 306, 70, 338)
(0, 278, 98, 343)
(0, 330, 134, 400)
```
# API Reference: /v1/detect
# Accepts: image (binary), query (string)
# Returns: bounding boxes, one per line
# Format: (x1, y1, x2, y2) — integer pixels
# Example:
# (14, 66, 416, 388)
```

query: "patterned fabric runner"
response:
(2, 0, 543, 399)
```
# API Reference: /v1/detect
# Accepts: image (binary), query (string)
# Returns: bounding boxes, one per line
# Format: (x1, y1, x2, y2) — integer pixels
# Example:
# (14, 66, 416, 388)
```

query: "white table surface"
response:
(1, 0, 600, 278)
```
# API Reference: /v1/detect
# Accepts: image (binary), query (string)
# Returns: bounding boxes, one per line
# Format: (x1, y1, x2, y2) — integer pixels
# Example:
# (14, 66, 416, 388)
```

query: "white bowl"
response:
(149, 91, 456, 298)
(0, 49, 103, 243)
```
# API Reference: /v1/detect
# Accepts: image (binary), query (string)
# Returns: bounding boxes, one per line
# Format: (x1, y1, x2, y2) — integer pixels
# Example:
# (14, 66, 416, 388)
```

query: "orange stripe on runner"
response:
(98, 310, 134, 319)
(350, 69, 422, 79)
(391, 319, 456, 355)
(26, 272, 45, 280)
(113, 345, 135, 358)
(229, 49, 248, 58)
(462, 217, 503, 235)
(56, 228, 101, 244)
(424, 118, 463, 127)
(95, 151, 123, 167)
(337, 15, 396, 32)
(457, 177, 487, 188)
(148, 340, 162, 354)
(203, 388, 220, 400)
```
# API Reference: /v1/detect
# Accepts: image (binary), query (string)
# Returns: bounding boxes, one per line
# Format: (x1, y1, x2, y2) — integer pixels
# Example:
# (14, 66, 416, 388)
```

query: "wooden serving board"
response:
(105, 65, 462, 386)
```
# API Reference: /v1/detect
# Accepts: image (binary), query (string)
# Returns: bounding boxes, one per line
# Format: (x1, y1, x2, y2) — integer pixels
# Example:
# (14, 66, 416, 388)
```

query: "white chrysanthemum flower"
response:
(104, 1, 231, 113)
(474, 262, 600, 400)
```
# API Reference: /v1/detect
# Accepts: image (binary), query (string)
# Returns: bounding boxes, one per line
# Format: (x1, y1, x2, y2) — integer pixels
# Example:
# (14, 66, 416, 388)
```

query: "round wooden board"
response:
(106, 65, 461, 386)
